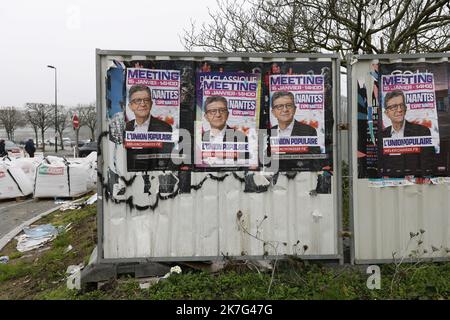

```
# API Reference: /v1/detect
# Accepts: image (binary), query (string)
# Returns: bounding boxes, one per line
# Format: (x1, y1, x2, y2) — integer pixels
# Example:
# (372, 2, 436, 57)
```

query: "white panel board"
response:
(97, 51, 340, 261)
(351, 55, 450, 263)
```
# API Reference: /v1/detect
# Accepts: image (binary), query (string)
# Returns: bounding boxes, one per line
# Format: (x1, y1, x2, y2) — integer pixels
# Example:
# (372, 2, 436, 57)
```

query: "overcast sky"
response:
(0, 0, 216, 108)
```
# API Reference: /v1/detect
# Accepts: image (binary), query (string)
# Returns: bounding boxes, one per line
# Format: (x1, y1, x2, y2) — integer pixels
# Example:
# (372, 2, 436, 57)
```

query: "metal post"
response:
(75, 130, 79, 157)
(55, 68, 57, 153)
(47, 65, 58, 153)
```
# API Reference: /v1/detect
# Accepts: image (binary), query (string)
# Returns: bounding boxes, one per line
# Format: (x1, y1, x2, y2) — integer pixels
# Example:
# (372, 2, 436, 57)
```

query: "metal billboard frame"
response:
(347, 52, 450, 265)
(94, 49, 343, 267)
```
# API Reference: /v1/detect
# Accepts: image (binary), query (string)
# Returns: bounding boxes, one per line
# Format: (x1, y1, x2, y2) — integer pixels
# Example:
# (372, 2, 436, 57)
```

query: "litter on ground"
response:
(14, 223, 71, 253)
(162, 265, 182, 279)
(66, 263, 84, 290)
(64, 245, 73, 254)
(85, 193, 97, 205)
(58, 193, 97, 211)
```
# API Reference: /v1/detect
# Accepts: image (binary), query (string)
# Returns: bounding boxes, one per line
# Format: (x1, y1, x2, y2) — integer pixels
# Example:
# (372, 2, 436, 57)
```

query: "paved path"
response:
(0, 199, 60, 240)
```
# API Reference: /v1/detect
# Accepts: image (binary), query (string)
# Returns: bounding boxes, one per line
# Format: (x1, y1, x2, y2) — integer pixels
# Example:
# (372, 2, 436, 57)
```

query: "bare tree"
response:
(0, 107, 25, 141)
(182, 0, 450, 61)
(306, 0, 450, 57)
(71, 103, 97, 150)
(25, 110, 40, 147)
(51, 106, 70, 150)
(25, 103, 54, 152)
(77, 103, 97, 141)
(70, 108, 79, 152)
(72, 105, 85, 153)
(183, 0, 313, 53)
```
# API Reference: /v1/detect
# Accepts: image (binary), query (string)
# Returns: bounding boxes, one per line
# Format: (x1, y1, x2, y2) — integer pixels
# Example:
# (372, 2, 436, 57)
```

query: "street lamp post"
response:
(47, 65, 58, 153)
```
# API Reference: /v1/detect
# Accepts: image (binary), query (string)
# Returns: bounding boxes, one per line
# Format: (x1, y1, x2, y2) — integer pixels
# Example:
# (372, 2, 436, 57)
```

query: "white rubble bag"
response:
(63, 152, 97, 190)
(84, 151, 97, 163)
(85, 152, 97, 190)
(44, 155, 66, 164)
(0, 162, 33, 199)
(69, 162, 91, 195)
(33, 157, 89, 198)
(8, 157, 42, 188)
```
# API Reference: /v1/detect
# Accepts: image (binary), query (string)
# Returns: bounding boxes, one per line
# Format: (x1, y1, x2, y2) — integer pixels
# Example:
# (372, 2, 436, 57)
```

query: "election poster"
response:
(356, 61, 450, 179)
(124, 67, 180, 171)
(268, 74, 326, 160)
(195, 72, 261, 169)
(380, 72, 440, 155)
(377, 61, 450, 178)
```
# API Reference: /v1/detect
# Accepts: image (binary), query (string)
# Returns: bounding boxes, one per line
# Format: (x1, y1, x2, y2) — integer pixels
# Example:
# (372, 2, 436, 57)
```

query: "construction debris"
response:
(59, 193, 97, 211)
(66, 263, 85, 290)
(0, 154, 96, 200)
(138, 265, 182, 290)
(13, 222, 72, 253)
(15, 224, 59, 252)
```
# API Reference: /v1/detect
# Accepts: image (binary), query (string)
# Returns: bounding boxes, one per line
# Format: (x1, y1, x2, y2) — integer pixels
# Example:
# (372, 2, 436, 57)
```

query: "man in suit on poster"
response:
(125, 85, 174, 170)
(125, 85, 173, 133)
(379, 89, 435, 176)
(270, 91, 320, 153)
(202, 95, 249, 161)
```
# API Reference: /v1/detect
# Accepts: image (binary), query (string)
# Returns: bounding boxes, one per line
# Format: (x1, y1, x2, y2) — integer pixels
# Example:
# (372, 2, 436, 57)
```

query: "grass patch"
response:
(8, 252, 24, 260)
(0, 262, 32, 282)
(32, 260, 449, 300)
(0, 193, 448, 300)
(39, 204, 97, 227)
(0, 202, 97, 299)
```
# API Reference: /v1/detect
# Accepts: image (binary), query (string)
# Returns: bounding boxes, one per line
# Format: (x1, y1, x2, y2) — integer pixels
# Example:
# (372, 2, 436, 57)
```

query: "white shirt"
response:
(390, 120, 406, 138)
(134, 117, 151, 132)
(277, 121, 294, 137)
(209, 127, 227, 143)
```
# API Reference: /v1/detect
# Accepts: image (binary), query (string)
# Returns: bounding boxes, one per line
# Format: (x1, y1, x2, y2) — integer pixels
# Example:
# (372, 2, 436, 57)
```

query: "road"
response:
(0, 199, 60, 240)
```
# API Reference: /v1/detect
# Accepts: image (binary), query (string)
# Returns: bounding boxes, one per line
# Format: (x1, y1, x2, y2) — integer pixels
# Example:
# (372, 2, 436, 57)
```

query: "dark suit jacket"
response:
(271, 120, 321, 154)
(202, 125, 249, 160)
(125, 116, 172, 133)
(382, 120, 431, 138)
(202, 125, 247, 143)
(379, 120, 435, 176)
(125, 116, 174, 171)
